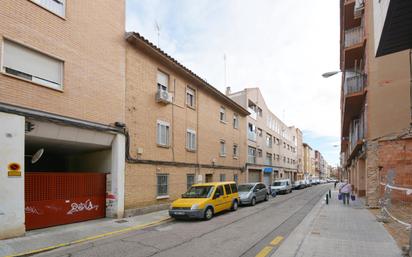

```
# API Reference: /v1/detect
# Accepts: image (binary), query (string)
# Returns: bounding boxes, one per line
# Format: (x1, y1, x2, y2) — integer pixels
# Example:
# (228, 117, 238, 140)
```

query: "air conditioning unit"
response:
(155, 90, 172, 104)
(354, 0, 365, 18)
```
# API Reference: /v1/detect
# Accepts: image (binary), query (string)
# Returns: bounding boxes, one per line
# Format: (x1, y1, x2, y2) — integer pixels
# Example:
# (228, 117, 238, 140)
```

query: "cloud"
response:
(126, 0, 341, 164)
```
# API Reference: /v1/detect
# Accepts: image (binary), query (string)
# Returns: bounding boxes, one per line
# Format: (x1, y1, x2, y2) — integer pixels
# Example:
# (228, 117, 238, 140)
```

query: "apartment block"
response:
(227, 88, 299, 187)
(303, 143, 316, 179)
(124, 32, 249, 214)
(340, 0, 412, 206)
(0, 0, 126, 239)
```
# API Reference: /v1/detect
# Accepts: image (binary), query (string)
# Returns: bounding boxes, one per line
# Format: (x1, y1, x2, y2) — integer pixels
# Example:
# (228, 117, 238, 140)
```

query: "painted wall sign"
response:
(8, 162, 21, 177)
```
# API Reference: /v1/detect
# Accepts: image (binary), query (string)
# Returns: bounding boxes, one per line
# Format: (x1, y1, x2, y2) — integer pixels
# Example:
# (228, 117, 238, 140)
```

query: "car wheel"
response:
(251, 197, 256, 206)
(231, 200, 238, 211)
(264, 194, 269, 201)
(204, 207, 213, 220)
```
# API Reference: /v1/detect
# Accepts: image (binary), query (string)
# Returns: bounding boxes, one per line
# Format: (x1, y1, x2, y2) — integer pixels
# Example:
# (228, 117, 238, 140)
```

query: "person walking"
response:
(339, 181, 352, 205)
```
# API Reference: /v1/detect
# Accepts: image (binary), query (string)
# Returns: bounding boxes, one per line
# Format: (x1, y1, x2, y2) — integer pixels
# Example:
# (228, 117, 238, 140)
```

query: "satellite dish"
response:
(26, 148, 44, 164)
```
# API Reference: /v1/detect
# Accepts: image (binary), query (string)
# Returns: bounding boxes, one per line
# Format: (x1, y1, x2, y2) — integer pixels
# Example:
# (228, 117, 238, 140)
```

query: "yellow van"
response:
(169, 182, 239, 220)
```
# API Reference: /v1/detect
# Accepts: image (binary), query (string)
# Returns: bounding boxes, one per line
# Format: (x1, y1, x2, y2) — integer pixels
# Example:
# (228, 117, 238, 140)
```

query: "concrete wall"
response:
(0, 113, 25, 239)
(0, 0, 126, 124)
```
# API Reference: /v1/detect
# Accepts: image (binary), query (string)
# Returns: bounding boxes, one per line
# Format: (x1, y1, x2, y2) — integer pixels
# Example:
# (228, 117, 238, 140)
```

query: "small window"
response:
(31, 0, 66, 17)
(224, 184, 231, 194)
(257, 128, 263, 137)
(187, 174, 195, 189)
(233, 144, 238, 157)
(258, 149, 263, 158)
(186, 87, 196, 108)
(157, 70, 169, 92)
(266, 134, 273, 148)
(283, 156, 286, 162)
(186, 129, 196, 151)
(257, 107, 263, 117)
(219, 107, 226, 122)
(215, 185, 224, 197)
(2, 39, 63, 90)
(157, 174, 168, 196)
(230, 183, 238, 193)
(220, 140, 226, 156)
(157, 121, 170, 146)
(233, 114, 239, 129)
(220, 174, 226, 182)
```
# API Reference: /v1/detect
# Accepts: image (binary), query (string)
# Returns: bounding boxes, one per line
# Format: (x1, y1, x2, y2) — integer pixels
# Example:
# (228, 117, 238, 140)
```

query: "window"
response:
(266, 133, 273, 148)
(276, 154, 280, 161)
(2, 39, 63, 90)
(233, 144, 238, 158)
(219, 107, 226, 122)
(187, 174, 195, 189)
(276, 138, 280, 145)
(257, 128, 263, 137)
(156, 121, 170, 146)
(283, 156, 286, 163)
(224, 184, 231, 194)
(157, 174, 168, 196)
(248, 146, 256, 164)
(157, 70, 169, 92)
(233, 114, 239, 129)
(258, 149, 263, 158)
(284, 142, 286, 148)
(265, 153, 273, 165)
(233, 175, 238, 185)
(220, 140, 226, 156)
(220, 174, 226, 182)
(186, 129, 196, 151)
(31, 0, 66, 17)
(248, 123, 257, 141)
(186, 87, 196, 108)
(215, 185, 224, 197)
(257, 107, 263, 117)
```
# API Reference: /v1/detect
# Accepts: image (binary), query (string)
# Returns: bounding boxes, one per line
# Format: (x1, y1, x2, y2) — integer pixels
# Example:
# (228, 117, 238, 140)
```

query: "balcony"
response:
(344, 26, 364, 48)
(344, 73, 366, 96)
(248, 131, 257, 142)
(248, 108, 257, 120)
(248, 155, 256, 164)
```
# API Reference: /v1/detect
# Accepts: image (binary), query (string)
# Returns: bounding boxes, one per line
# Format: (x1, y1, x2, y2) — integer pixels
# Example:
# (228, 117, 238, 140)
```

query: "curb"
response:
(6, 217, 173, 257)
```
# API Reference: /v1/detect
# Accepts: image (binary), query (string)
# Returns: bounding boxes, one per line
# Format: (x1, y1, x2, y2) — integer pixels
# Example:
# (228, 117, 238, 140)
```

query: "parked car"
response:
(292, 180, 305, 190)
(169, 182, 239, 220)
(304, 179, 312, 187)
(238, 183, 269, 206)
(271, 179, 292, 194)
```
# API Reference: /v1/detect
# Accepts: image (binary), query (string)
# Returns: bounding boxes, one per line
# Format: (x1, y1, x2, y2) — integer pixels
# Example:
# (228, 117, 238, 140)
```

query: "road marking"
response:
(6, 218, 172, 257)
(255, 246, 273, 257)
(270, 235, 284, 246)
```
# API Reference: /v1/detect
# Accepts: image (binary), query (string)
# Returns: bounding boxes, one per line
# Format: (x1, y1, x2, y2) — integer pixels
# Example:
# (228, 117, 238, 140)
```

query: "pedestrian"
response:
(334, 180, 338, 189)
(339, 180, 352, 205)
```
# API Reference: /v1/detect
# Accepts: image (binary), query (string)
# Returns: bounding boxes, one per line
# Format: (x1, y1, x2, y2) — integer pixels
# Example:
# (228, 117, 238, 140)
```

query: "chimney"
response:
(225, 86, 231, 95)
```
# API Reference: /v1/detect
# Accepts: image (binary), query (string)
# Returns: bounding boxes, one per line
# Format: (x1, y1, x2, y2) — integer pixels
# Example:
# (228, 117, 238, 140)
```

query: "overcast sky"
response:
(126, 0, 341, 166)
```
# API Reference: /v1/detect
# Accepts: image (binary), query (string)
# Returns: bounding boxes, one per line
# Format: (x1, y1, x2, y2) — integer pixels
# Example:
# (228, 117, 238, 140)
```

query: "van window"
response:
(230, 183, 238, 193)
(215, 186, 224, 198)
(224, 184, 231, 195)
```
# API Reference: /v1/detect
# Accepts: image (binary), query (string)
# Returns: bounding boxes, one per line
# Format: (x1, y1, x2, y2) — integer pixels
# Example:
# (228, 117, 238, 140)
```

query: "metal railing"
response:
(348, 114, 365, 154)
(344, 74, 366, 95)
(344, 25, 364, 48)
(248, 155, 256, 164)
(248, 131, 257, 141)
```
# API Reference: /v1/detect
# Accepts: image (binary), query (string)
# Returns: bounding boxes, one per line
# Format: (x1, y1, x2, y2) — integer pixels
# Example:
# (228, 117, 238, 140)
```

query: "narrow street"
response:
(35, 185, 331, 257)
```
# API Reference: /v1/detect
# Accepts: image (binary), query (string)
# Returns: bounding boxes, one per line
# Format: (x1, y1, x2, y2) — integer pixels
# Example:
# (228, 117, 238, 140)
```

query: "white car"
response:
(271, 179, 292, 194)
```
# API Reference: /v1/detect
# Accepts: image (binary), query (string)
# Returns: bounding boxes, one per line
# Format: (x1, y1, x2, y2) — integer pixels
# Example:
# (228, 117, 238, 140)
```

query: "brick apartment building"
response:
(339, 0, 412, 206)
(0, 0, 126, 239)
(123, 33, 249, 215)
(227, 88, 300, 186)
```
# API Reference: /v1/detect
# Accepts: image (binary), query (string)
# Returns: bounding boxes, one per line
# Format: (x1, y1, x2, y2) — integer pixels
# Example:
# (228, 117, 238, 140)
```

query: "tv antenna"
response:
(155, 21, 160, 47)
(224, 54, 227, 87)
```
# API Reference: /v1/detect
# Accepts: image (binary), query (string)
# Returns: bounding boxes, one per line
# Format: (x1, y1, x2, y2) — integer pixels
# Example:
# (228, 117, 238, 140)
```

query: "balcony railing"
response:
(248, 155, 256, 164)
(344, 74, 366, 95)
(344, 25, 364, 48)
(248, 131, 257, 141)
(349, 113, 365, 153)
(248, 108, 257, 120)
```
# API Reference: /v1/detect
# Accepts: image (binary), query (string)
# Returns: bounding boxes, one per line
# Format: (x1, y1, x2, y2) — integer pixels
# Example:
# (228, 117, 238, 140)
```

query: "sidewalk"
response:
(0, 210, 170, 257)
(272, 190, 402, 257)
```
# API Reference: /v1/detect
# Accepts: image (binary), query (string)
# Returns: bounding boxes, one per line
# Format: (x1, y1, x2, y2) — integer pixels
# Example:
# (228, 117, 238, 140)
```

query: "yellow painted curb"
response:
(255, 246, 273, 257)
(270, 236, 284, 246)
(6, 217, 173, 257)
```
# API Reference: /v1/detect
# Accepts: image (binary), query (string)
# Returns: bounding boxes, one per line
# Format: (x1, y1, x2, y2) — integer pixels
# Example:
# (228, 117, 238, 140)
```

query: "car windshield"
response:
(272, 182, 285, 186)
(182, 186, 214, 198)
(238, 184, 254, 192)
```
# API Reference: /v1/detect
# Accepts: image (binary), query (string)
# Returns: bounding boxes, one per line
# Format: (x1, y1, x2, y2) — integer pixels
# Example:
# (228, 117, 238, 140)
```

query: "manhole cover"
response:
(115, 219, 129, 223)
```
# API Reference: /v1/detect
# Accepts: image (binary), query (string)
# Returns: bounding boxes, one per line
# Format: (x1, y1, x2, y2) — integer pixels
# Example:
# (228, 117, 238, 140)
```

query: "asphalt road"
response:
(35, 184, 331, 257)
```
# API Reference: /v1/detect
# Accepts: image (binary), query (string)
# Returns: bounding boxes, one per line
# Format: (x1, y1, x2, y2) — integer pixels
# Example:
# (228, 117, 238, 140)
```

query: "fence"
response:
(379, 169, 412, 256)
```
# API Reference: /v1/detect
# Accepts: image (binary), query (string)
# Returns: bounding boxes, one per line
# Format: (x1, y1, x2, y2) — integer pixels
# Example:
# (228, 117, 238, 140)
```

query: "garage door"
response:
(263, 173, 271, 187)
(25, 172, 106, 230)
(248, 170, 261, 182)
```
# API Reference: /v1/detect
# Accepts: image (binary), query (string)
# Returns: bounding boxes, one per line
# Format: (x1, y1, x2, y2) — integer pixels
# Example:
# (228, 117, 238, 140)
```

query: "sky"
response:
(126, 0, 342, 166)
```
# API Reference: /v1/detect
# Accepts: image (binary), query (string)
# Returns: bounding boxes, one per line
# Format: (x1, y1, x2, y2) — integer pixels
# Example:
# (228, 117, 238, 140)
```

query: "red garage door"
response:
(25, 172, 106, 230)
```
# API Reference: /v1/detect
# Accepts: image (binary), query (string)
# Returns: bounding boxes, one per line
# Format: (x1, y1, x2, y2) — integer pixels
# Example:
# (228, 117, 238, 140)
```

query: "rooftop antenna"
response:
(155, 21, 160, 47)
(224, 53, 227, 87)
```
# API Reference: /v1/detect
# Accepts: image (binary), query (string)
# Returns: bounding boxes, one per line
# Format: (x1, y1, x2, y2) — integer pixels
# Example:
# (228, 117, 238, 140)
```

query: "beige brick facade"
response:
(124, 33, 248, 211)
(0, 0, 126, 124)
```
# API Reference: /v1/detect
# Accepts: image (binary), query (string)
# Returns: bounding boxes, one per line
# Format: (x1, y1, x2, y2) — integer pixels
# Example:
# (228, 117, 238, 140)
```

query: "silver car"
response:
(238, 183, 269, 206)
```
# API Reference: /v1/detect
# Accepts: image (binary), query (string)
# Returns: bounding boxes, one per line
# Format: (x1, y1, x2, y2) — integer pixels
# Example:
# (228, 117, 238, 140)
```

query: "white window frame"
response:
(157, 70, 169, 92)
(186, 128, 196, 151)
(220, 140, 226, 157)
(156, 120, 170, 147)
(233, 114, 239, 129)
(156, 174, 169, 197)
(186, 86, 196, 108)
(1, 39, 64, 91)
(219, 107, 226, 123)
(31, 0, 66, 18)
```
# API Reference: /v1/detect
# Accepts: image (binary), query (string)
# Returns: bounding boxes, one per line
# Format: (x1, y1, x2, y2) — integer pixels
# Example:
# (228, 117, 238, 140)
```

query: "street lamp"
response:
(322, 71, 341, 78)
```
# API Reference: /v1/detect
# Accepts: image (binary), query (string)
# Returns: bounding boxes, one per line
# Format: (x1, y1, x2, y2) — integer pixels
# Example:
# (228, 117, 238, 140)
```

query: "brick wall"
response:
(0, 0, 126, 124)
